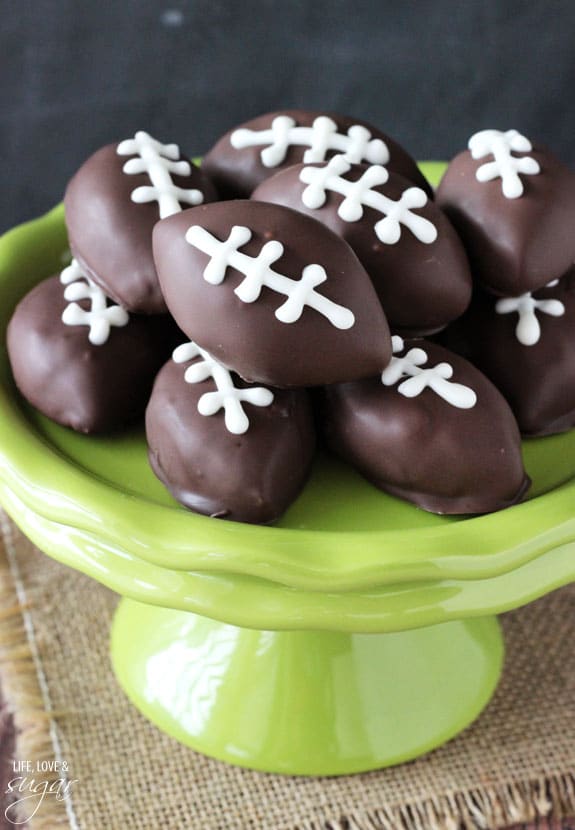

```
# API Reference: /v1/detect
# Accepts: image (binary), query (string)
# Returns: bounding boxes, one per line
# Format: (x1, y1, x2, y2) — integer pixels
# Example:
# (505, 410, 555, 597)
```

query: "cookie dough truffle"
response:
(321, 338, 530, 514)
(65, 131, 219, 314)
(146, 342, 315, 523)
(7, 260, 176, 434)
(440, 269, 575, 436)
(253, 159, 472, 334)
(437, 129, 575, 296)
(153, 200, 392, 387)
(202, 109, 432, 199)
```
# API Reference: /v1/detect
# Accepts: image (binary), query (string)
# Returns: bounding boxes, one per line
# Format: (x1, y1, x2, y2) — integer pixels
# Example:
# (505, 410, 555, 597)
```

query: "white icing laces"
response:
(60, 259, 129, 345)
(299, 155, 437, 245)
(185, 224, 355, 329)
(230, 114, 389, 168)
(117, 131, 204, 218)
(468, 129, 540, 199)
(495, 280, 565, 346)
(173, 341, 274, 435)
(381, 336, 477, 409)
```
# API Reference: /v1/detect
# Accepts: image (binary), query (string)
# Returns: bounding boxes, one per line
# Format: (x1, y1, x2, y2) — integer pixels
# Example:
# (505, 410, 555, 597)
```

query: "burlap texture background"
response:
(0, 511, 573, 830)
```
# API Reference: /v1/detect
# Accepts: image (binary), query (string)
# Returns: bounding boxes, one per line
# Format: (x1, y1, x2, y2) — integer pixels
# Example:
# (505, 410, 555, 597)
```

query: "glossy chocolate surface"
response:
(439, 270, 575, 436)
(202, 109, 432, 199)
(64, 143, 219, 314)
(321, 340, 530, 514)
(253, 163, 472, 334)
(436, 145, 575, 296)
(7, 275, 176, 433)
(146, 356, 315, 523)
(153, 200, 392, 387)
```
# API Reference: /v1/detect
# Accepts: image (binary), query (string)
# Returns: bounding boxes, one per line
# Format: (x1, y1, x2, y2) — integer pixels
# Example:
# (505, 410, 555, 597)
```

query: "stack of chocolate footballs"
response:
(8, 112, 575, 524)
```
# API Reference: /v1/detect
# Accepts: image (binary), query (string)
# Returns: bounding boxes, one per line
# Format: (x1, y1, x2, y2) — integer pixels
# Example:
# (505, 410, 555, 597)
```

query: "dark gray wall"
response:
(2, 0, 575, 231)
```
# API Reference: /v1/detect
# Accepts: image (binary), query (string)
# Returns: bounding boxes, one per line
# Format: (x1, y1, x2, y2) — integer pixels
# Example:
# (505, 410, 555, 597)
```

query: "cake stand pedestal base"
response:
(110, 599, 504, 775)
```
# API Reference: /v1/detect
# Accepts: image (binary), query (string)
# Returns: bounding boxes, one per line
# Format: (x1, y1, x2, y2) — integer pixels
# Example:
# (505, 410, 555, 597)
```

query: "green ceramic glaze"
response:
(110, 599, 504, 775)
(0, 162, 573, 774)
(2, 482, 574, 633)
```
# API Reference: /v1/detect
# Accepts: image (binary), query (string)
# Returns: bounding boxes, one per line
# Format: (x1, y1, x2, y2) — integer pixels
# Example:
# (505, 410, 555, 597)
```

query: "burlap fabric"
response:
(0, 511, 573, 830)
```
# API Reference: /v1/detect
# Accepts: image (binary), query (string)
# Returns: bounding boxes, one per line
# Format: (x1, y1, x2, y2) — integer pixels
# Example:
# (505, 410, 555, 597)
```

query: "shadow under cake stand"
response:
(0, 181, 574, 776)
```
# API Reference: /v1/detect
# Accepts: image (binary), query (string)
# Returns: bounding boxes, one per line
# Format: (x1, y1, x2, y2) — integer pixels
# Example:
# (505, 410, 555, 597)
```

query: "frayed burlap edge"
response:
(298, 774, 575, 830)
(0, 513, 74, 829)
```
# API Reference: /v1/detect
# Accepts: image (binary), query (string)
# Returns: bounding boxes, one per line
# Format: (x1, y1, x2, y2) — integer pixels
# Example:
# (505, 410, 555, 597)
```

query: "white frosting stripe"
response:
(381, 336, 477, 409)
(60, 259, 129, 346)
(299, 155, 437, 245)
(185, 225, 355, 330)
(231, 115, 390, 168)
(468, 129, 540, 199)
(173, 341, 274, 434)
(117, 131, 204, 218)
(495, 281, 565, 345)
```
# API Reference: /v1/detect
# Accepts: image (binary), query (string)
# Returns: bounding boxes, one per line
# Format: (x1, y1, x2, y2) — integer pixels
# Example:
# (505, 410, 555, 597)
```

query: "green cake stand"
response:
(0, 164, 574, 776)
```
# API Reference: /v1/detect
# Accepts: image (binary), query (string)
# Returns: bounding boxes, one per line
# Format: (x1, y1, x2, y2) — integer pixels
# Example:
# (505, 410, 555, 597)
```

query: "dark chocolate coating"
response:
(146, 356, 315, 524)
(439, 270, 575, 436)
(252, 164, 472, 335)
(321, 340, 530, 514)
(64, 142, 219, 314)
(7, 275, 176, 433)
(202, 110, 432, 199)
(153, 200, 392, 387)
(436, 144, 575, 296)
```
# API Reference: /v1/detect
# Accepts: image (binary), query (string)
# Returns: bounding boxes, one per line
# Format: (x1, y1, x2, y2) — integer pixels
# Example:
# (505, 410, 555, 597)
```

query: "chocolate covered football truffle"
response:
(252, 157, 472, 334)
(65, 131, 219, 314)
(146, 342, 315, 523)
(153, 200, 392, 387)
(321, 337, 530, 514)
(440, 269, 575, 436)
(202, 109, 432, 199)
(8, 260, 176, 433)
(436, 129, 575, 296)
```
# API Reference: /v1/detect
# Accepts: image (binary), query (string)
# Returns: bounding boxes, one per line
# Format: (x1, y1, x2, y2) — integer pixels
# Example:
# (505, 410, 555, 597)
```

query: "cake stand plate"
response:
(0, 165, 574, 775)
